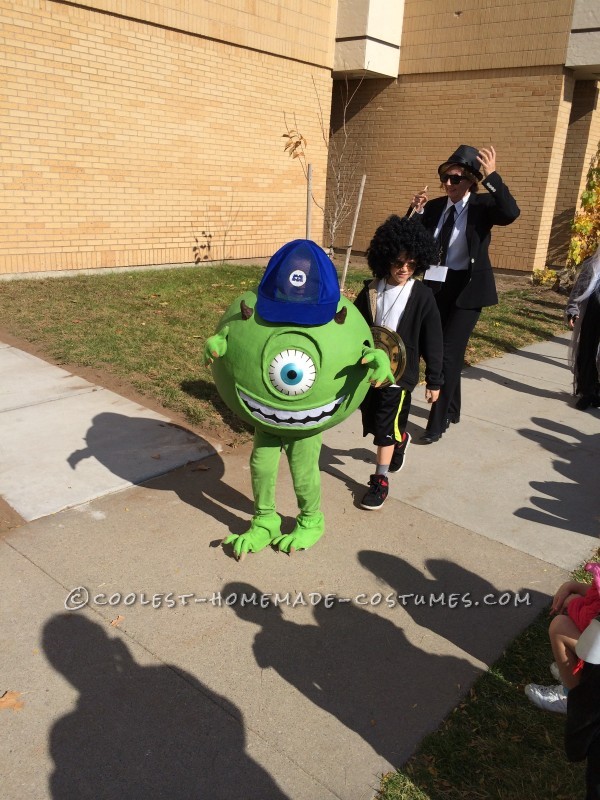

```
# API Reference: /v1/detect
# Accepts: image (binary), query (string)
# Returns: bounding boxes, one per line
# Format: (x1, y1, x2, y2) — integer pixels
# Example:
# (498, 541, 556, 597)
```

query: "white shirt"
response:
(433, 194, 470, 271)
(375, 278, 414, 332)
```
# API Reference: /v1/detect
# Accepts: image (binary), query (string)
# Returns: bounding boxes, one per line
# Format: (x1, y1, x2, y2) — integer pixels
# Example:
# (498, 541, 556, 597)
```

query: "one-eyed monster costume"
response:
(204, 240, 393, 557)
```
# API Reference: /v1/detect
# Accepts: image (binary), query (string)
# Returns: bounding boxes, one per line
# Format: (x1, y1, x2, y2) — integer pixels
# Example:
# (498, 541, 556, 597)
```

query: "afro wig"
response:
(366, 215, 437, 280)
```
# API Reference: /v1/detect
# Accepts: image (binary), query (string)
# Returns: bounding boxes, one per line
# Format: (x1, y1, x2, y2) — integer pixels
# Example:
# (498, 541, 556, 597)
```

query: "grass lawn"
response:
(0, 262, 583, 799)
(0, 264, 267, 443)
(378, 611, 582, 800)
(377, 556, 599, 800)
(0, 263, 567, 445)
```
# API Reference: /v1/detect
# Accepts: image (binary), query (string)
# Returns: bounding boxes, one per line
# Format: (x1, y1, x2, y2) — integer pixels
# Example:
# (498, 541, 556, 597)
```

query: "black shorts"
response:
(361, 385, 411, 446)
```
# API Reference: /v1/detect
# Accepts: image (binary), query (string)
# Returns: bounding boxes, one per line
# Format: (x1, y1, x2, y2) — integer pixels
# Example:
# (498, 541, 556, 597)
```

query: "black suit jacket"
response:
(565, 662, 600, 799)
(416, 171, 520, 309)
(354, 278, 443, 392)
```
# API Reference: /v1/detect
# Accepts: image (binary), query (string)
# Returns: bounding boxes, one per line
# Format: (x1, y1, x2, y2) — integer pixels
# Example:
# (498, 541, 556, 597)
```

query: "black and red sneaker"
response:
(389, 432, 411, 473)
(360, 474, 389, 510)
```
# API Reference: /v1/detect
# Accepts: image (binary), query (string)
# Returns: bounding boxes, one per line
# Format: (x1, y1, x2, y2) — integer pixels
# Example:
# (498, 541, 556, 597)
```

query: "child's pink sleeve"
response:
(568, 584, 600, 632)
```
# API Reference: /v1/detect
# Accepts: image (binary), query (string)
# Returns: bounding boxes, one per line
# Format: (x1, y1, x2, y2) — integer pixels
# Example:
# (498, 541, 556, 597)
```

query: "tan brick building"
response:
(331, 0, 600, 271)
(1, 0, 598, 275)
(0, 0, 335, 274)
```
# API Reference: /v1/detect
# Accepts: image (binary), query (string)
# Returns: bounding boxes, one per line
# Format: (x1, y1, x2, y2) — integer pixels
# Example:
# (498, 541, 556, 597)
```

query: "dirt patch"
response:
(0, 497, 25, 537)
(494, 271, 536, 293)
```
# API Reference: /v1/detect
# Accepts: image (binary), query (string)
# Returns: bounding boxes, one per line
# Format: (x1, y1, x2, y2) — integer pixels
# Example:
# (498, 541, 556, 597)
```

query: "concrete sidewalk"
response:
(1, 334, 598, 800)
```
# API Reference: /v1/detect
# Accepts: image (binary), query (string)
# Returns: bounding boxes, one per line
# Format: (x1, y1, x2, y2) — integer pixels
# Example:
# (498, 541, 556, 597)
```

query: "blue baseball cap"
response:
(256, 240, 340, 325)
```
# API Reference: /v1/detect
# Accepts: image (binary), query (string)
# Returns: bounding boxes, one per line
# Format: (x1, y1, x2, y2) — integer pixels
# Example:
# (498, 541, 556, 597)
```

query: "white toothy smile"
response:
(239, 390, 344, 428)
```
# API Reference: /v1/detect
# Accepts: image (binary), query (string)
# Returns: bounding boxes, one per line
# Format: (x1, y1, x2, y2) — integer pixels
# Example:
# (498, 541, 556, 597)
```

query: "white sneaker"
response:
(550, 661, 560, 681)
(524, 683, 567, 714)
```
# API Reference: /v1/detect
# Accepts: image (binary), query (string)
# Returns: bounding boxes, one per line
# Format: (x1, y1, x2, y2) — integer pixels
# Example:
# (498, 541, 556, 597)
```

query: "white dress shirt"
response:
(433, 194, 470, 271)
(375, 278, 415, 332)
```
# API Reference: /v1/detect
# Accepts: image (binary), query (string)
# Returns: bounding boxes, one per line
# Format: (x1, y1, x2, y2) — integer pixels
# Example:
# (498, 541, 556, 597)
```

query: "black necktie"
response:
(437, 206, 456, 266)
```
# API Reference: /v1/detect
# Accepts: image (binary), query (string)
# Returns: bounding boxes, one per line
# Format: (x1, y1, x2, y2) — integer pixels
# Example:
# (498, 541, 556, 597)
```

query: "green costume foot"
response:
(271, 513, 325, 553)
(223, 513, 281, 559)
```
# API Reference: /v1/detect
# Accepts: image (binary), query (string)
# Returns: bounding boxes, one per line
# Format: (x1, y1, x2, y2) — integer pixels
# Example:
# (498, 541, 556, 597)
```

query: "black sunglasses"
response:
(391, 257, 417, 269)
(440, 173, 468, 185)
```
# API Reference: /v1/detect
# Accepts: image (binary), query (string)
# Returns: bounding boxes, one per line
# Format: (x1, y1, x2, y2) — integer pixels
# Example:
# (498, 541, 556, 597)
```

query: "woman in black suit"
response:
(410, 144, 520, 443)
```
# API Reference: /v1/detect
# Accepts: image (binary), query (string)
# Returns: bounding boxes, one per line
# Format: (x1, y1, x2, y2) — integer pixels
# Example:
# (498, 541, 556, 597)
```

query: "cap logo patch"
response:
(289, 270, 307, 287)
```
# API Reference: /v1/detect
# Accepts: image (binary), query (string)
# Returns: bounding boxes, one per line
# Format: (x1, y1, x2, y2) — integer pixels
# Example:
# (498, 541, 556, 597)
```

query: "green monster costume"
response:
(204, 240, 393, 557)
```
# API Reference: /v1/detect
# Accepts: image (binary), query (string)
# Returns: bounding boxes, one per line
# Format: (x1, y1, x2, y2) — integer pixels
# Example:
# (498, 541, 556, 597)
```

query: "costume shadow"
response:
(357, 552, 547, 664)
(319, 412, 430, 504)
(320, 443, 376, 501)
(320, 440, 427, 505)
(514, 417, 600, 537)
(223, 581, 480, 769)
(67, 412, 254, 536)
(43, 614, 289, 800)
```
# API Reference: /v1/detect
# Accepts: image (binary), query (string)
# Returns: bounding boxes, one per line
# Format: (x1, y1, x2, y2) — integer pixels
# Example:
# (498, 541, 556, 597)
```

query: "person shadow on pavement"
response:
(43, 613, 289, 800)
(222, 581, 480, 769)
(357, 552, 547, 665)
(514, 416, 600, 537)
(461, 360, 571, 403)
(66, 412, 255, 536)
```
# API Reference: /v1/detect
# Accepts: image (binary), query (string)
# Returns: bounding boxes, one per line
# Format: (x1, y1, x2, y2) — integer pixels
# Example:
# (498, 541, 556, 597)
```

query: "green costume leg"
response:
(223, 429, 282, 557)
(272, 434, 325, 552)
(250, 429, 283, 519)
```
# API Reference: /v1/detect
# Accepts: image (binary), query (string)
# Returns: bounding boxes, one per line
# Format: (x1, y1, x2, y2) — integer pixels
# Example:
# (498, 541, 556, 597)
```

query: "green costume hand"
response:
(204, 326, 229, 366)
(361, 347, 395, 387)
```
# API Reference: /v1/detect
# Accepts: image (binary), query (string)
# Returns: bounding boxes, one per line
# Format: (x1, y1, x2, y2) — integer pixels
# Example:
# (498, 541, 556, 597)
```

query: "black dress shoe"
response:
(420, 432, 442, 444)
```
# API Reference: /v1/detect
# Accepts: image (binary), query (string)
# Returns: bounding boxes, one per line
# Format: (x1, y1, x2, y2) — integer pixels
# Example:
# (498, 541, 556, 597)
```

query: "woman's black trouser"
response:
(426, 270, 481, 435)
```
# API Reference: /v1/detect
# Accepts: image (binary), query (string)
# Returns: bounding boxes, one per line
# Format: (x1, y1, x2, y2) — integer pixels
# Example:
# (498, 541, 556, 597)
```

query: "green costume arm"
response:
(361, 346, 395, 387)
(204, 325, 229, 366)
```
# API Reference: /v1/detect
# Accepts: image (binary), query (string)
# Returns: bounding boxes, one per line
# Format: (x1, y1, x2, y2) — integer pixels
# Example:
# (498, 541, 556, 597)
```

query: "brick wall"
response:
(532, 72, 574, 270)
(548, 80, 599, 266)
(79, 0, 338, 67)
(400, 0, 574, 75)
(329, 67, 570, 271)
(0, 0, 334, 274)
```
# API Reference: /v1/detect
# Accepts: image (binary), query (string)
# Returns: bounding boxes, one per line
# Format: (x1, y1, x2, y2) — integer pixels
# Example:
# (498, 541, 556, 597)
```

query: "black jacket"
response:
(417, 171, 520, 309)
(565, 662, 600, 799)
(354, 278, 443, 392)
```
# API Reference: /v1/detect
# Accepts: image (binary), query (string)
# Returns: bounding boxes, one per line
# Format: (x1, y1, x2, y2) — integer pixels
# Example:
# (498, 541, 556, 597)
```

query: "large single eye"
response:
(268, 349, 316, 396)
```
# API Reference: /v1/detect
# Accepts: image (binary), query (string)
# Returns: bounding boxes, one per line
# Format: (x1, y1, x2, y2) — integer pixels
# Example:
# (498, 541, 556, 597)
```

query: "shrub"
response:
(566, 140, 600, 276)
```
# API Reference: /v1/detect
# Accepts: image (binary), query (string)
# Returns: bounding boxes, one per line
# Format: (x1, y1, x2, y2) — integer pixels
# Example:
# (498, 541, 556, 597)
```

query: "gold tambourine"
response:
(370, 325, 407, 387)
